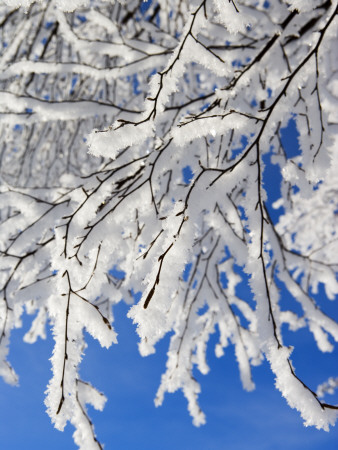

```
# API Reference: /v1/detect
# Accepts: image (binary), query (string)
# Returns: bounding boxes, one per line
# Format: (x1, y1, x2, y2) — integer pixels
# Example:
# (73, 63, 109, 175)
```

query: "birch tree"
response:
(0, 0, 337, 447)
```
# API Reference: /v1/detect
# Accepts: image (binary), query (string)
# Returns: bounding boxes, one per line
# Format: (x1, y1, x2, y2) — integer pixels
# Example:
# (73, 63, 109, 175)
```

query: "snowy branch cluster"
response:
(0, 0, 337, 447)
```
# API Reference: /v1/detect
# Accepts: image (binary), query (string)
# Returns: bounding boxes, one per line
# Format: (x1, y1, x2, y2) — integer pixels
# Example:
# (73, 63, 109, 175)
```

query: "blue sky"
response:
(0, 295, 337, 449)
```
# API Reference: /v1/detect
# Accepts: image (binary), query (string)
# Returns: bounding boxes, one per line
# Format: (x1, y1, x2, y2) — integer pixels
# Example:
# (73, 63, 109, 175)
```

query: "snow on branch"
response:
(0, 0, 337, 447)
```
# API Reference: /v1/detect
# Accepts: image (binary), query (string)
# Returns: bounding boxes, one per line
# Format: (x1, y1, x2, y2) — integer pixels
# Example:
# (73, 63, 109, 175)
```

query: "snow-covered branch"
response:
(0, 0, 337, 447)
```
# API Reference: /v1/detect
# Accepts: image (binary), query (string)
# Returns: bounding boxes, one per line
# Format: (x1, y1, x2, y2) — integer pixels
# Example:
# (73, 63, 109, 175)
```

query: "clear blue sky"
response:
(0, 295, 337, 449)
